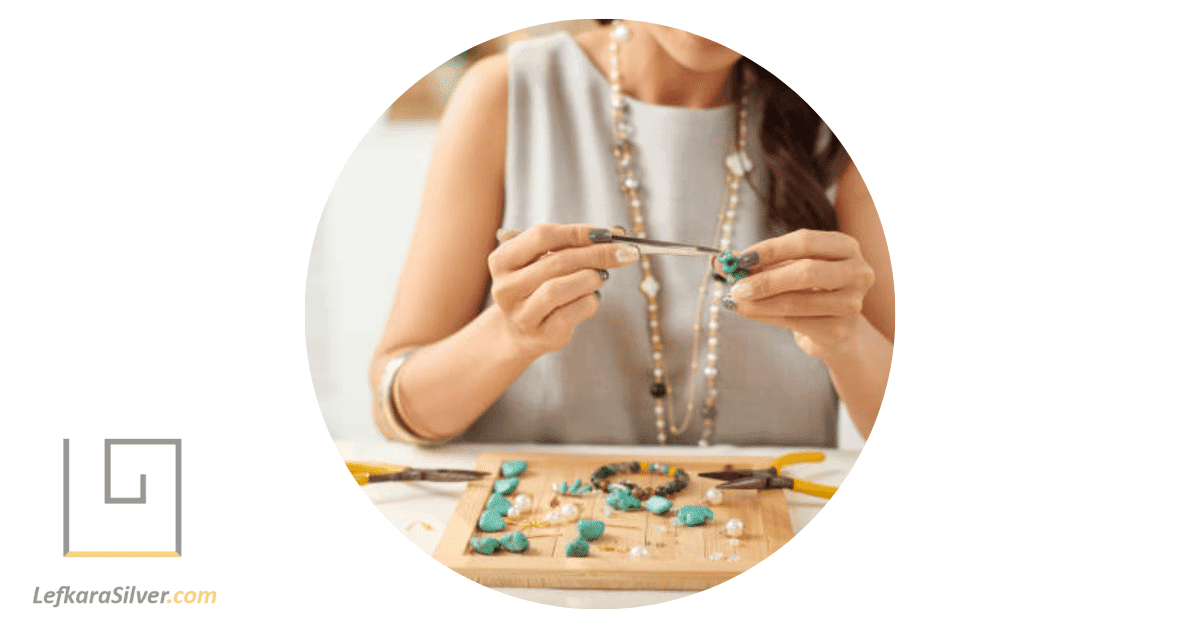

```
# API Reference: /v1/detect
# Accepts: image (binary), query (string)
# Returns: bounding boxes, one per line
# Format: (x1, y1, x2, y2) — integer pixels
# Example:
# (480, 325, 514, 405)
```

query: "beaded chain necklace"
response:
(607, 21, 752, 446)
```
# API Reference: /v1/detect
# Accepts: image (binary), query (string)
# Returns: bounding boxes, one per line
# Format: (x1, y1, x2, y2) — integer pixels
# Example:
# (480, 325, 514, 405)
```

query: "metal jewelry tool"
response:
(346, 461, 489, 485)
(698, 452, 839, 499)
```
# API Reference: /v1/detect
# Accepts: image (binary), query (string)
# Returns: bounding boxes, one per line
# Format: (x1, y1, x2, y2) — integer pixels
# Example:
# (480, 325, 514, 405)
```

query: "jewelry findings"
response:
(607, 20, 751, 446)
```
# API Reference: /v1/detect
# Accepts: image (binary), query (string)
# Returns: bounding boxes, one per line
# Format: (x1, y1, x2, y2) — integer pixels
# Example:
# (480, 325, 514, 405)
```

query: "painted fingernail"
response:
(597, 269, 610, 281)
(712, 272, 727, 283)
(610, 225, 627, 236)
(737, 251, 760, 268)
(730, 283, 752, 299)
(589, 228, 613, 243)
(721, 296, 738, 311)
(615, 245, 640, 263)
(594, 290, 602, 301)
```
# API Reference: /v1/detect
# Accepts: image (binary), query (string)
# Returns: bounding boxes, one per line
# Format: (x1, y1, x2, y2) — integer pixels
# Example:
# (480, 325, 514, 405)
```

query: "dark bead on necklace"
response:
(702, 406, 717, 420)
(650, 382, 666, 398)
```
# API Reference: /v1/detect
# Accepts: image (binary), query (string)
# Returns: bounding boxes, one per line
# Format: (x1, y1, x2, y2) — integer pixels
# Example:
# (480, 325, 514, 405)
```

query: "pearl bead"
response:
(704, 488, 725, 506)
(707, 353, 717, 364)
(653, 367, 663, 377)
(513, 494, 532, 510)
(651, 334, 660, 343)
(724, 518, 746, 538)
(710, 305, 720, 315)
(708, 337, 718, 347)
(652, 351, 662, 360)
(704, 366, 718, 378)
(708, 551, 724, 561)
(654, 405, 664, 416)
(558, 503, 580, 521)
(698, 439, 710, 447)
(630, 545, 650, 558)
(506, 505, 523, 518)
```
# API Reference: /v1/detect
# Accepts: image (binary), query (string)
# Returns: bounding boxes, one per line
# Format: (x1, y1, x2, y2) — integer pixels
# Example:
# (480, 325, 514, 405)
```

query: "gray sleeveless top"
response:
(459, 32, 838, 446)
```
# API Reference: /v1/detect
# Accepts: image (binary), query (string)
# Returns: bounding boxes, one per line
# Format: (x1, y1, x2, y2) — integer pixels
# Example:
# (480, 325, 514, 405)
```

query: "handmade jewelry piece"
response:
(590, 461, 689, 499)
(716, 250, 749, 284)
(607, 20, 751, 446)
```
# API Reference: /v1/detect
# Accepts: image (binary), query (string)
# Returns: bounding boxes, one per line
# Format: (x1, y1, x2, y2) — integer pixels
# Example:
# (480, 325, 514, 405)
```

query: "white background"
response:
(3, 1, 1199, 626)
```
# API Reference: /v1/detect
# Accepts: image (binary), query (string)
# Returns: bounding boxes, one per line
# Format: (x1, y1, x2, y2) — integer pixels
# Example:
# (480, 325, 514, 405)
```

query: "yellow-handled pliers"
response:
(698, 452, 838, 499)
(346, 461, 489, 486)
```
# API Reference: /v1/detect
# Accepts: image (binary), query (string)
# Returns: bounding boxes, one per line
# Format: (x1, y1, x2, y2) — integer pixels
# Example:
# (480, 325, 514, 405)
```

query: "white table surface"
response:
(336, 439, 860, 609)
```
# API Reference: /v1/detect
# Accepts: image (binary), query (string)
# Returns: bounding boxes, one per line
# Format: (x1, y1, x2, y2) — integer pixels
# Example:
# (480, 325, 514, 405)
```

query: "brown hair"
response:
(598, 20, 847, 233)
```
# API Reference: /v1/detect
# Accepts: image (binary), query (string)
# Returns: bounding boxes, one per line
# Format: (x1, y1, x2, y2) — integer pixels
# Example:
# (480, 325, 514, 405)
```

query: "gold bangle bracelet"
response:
(375, 347, 450, 446)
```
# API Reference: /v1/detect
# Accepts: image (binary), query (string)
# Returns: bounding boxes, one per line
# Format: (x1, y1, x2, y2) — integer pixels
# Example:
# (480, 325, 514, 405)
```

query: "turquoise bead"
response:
(577, 519, 605, 541)
(678, 505, 714, 526)
(616, 492, 642, 511)
(605, 491, 623, 507)
(499, 531, 529, 552)
(493, 477, 519, 495)
(486, 493, 513, 514)
(645, 495, 672, 515)
(478, 510, 506, 532)
(565, 537, 590, 557)
(568, 478, 582, 493)
(470, 537, 501, 554)
(500, 460, 527, 478)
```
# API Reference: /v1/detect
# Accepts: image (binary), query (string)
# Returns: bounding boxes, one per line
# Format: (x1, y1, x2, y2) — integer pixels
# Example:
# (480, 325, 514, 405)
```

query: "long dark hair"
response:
(597, 20, 846, 233)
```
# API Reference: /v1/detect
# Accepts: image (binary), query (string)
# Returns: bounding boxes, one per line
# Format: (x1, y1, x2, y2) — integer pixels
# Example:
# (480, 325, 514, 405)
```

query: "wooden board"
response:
(433, 451, 794, 591)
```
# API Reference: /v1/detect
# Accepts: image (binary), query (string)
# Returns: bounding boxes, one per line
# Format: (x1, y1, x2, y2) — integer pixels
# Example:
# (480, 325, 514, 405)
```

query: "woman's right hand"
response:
(488, 223, 640, 357)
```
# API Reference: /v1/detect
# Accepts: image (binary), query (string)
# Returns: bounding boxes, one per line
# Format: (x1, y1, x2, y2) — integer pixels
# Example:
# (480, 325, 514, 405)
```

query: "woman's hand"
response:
(721, 229, 875, 360)
(488, 223, 639, 357)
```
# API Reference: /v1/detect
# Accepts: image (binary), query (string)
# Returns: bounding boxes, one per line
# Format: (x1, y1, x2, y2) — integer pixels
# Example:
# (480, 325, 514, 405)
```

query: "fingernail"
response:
(616, 245, 640, 263)
(597, 269, 610, 281)
(589, 228, 613, 243)
(737, 251, 760, 268)
(730, 282, 751, 299)
(594, 290, 602, 301)
(721, 296, 737, 311)
(712, 272, 727, 283)
(610, 225, 627, 236)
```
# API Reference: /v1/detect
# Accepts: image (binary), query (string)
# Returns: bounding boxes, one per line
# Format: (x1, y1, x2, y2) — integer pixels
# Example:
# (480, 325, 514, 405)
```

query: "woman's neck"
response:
(616, 23, 734, 109)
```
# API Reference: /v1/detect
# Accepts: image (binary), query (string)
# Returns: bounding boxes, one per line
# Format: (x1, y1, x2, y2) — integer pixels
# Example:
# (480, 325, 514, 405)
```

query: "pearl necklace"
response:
(607, 21, 752, 446)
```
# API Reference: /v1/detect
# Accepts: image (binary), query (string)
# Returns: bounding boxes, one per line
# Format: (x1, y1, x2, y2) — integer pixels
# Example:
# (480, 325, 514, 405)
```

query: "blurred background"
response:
(306, 19, 865, 449)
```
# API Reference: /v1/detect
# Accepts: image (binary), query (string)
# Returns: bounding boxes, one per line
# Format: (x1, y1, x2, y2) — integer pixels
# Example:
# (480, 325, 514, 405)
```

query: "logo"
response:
(62, 439, 182, 557)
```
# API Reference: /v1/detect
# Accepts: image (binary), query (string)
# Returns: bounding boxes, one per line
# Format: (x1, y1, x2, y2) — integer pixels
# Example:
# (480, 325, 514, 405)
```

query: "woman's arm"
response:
(369, 53, 514, 441)
(720, 160, 893, 438)
(823, 160, 894, 438)
(369, 54, 638, 442)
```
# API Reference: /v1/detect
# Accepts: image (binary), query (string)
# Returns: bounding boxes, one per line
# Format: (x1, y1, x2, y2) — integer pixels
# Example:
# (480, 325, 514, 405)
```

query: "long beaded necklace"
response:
(606, 21, 752, 446)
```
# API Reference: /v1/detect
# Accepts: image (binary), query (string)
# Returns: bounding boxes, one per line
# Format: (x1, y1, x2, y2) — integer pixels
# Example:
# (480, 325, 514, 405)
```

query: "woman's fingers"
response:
(729, 258, 872, 300)
(504, 242, 637, 301)
(730, 288, 862, 319)
(490, 223, 614, 271)
(512, 268, 606, 329)
(541, 290, 602, 334)
(739, 229, 860, 269)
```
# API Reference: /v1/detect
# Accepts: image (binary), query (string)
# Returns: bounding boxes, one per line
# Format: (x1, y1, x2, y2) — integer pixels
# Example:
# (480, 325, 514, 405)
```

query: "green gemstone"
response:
(500, 460, 527, 477)
(470, 537, 501, 554)
(478, 510, 506, 532)
(680, 510, 707, 526)
(565, 537, 590, 557)
(732, 269, 749, 281)
(569, 478, 582, 493)
(722, 259, 739, 274)
(493, 477, 519, 495)
(645, 495, 673, 515)
(577, 519, 606, 541)
(486, 493, 513, 514)
(605, 491, 623, 507)
(617, 492, 642, 511)
(499, 531, 529, 552)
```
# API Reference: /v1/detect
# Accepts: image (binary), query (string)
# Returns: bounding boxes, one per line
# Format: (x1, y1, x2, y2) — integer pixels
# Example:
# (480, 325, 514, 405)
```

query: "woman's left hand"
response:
(721, 229, 875, 360)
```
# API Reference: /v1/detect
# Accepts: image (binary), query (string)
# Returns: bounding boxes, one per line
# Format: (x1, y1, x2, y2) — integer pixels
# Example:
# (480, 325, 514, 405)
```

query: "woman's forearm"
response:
(382, 304, 539, 440)
(819, 315, 893, 439)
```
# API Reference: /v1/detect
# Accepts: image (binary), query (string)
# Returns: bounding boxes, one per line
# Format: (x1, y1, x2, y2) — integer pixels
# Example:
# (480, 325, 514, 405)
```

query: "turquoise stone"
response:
(577, 519, 605, 541)
(470, 537, 501, 554)
(565, 537, 590, 557)
(605, 491, 623, 507)
(478, 510, 506, 532)
(558, 481, 569, 493)
(493, 477, 519, 495)
(486, 493, 512, 514)
(645, 495, 672, 515)
(678, 505, 714, 526)
(500, 460, 527, 478)
(499, 531, 529, 552)
(616, 492, 642, 511)
(568, 478, 582, 493)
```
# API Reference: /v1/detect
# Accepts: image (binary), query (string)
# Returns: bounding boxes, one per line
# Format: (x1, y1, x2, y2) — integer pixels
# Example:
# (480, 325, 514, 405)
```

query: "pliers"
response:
(346, 461, 489, 486)
(698, 452, 838, 499)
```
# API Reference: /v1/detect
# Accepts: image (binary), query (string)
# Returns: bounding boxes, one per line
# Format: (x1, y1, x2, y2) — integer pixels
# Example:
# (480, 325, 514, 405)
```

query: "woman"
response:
(370, 20, 894, 446)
